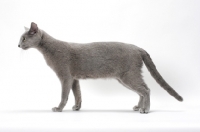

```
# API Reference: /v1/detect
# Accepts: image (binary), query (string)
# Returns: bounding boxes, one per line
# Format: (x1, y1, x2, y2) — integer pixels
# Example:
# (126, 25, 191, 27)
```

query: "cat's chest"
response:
(44, 55, 54, 67)
(43, 53, 65, 71)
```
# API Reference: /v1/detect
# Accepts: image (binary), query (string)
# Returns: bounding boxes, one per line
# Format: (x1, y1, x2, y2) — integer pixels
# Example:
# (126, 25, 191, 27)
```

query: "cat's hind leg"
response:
(119, 71, 150, 114)
(133, 96, 143, 111)
(72, 80, 82, 111)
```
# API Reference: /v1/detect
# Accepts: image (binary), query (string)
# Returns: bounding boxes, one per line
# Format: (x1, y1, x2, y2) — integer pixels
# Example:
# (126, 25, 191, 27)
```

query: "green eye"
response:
(22, 37, 26, 42)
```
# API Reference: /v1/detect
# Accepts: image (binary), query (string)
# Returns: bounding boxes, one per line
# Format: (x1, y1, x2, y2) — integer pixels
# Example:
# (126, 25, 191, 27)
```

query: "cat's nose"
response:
(18, 45, 20, 48)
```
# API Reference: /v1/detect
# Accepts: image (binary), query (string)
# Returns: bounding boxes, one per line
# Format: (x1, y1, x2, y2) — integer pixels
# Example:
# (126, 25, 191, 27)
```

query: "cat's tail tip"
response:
(177, 96, 183, 102)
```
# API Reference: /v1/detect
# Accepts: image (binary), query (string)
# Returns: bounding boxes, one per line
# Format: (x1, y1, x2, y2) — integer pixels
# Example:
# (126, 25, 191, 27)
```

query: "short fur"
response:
(18, 22, 183, 114)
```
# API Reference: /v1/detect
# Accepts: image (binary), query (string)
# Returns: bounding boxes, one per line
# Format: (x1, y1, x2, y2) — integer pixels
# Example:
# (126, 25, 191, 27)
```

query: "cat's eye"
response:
(22, 37, 26, 42)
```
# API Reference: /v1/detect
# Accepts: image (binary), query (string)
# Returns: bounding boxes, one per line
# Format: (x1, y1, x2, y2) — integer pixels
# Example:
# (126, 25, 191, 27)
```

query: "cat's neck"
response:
(36, 30, 65, 55)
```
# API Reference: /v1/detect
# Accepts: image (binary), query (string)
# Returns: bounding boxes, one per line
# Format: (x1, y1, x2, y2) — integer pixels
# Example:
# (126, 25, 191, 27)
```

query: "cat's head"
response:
(18, 22, 42, 50)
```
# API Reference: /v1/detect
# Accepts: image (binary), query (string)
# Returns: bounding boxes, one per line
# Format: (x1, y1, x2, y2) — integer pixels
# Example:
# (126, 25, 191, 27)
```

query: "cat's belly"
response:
(71, 63, 126, 79)
(72, 73, 115, 79)
(73, 74, 97, 79)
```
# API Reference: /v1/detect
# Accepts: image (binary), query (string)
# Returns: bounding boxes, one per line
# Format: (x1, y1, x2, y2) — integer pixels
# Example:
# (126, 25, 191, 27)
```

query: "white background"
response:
(0, 0, 200, 131)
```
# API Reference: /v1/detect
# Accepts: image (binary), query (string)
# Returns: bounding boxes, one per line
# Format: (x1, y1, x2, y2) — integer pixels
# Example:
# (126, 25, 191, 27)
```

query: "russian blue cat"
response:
(18, 22, 183, 114)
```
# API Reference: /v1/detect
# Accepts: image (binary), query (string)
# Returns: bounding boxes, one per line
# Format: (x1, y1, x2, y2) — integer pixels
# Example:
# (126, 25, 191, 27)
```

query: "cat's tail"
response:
(140, 49, 183, 102)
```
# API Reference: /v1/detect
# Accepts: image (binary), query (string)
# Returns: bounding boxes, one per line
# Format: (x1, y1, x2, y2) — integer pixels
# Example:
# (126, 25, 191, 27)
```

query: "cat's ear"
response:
(24, 26, 29, 31)
(28, 22, 38, 35)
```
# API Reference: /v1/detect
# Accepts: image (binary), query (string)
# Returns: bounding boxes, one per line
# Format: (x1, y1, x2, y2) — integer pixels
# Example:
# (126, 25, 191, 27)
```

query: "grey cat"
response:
(18, 22, 183, 114)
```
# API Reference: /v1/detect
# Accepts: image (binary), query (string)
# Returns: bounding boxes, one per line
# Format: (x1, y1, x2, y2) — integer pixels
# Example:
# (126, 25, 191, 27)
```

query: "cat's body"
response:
(18, 22, 183, 114)
(42, 40, 143, 79)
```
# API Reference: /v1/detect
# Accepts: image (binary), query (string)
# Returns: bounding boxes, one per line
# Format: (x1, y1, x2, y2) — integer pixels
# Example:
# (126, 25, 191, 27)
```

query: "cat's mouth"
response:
(21, 46, 29, 50)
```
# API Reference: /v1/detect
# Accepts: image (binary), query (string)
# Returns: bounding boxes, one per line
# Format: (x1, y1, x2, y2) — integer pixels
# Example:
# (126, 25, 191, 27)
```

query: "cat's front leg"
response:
(52, 77, 73, 112)
(72, 80, 82, 111)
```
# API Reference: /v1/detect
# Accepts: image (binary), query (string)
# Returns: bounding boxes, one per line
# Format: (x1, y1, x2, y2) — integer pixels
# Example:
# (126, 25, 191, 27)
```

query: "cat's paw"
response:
(52, 107, 62, 112)
(72, 105, 81, 111)
(133, 105, 140, 111)
(139, 108, 149, 114)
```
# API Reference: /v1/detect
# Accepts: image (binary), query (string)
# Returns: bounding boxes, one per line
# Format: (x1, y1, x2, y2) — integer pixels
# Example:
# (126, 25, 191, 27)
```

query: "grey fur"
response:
(18, 22, 183, 114)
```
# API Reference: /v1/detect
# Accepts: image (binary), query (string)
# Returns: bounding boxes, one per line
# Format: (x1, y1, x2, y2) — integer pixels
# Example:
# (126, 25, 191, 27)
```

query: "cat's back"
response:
(69, 42, 141, 56)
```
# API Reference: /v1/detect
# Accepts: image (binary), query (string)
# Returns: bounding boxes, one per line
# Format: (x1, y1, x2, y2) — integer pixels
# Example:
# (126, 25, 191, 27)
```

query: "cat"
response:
(18, 22, 183, 114)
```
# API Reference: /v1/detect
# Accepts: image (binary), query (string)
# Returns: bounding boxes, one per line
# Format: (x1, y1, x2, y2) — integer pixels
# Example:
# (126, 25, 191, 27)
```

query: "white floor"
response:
(0, 102, 199, 132)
